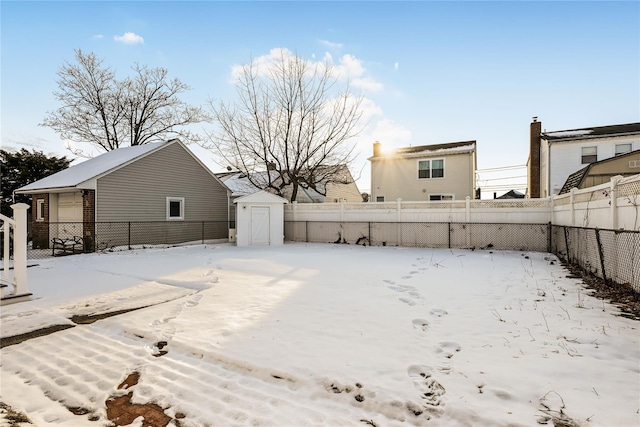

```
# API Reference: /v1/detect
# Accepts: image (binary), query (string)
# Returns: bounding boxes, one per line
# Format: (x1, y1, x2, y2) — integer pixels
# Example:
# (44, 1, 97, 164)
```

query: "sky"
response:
(1, 1, 639, 196)
(1, 243, 639, 426)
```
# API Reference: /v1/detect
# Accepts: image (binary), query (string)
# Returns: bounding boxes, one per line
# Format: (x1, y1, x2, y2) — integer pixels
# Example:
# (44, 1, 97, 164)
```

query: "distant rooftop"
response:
(371, 140, 476, 159)
(542, 123, 640, 142)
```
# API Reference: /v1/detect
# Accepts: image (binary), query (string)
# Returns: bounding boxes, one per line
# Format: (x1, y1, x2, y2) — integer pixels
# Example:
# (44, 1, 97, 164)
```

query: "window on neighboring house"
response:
(166, 197, 185, 220)
(581, 146, 597, 164)
(615, 143, 632, 156)
(418, 159, 445, 179)
(36, 199, 45, 221)
(429, 194, 454, 201)
(375, 195, 385, 202)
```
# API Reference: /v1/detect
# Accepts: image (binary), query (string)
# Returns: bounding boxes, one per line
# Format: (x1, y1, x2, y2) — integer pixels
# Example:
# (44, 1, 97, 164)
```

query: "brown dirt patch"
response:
(105, 371, 180, 427)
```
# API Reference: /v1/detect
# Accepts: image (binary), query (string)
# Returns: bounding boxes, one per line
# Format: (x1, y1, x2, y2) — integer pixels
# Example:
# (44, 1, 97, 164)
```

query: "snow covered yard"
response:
(1, 243, 638, 427)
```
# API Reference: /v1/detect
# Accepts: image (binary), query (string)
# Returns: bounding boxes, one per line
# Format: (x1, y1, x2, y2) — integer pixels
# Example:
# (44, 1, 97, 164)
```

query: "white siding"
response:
(546, 135, 639, 196)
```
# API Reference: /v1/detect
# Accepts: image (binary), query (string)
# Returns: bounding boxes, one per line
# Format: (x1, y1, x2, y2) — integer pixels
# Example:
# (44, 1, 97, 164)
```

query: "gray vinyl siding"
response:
(96, 142, 228, 223)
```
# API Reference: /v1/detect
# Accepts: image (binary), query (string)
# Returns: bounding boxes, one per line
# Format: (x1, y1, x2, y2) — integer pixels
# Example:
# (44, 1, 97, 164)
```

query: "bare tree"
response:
(206, 50, 363, 201)
(42, 49, 207, 155)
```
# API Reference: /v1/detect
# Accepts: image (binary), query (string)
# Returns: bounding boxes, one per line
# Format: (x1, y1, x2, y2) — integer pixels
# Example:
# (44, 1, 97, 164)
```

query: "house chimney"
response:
(529, 117, 542, 198)
(373, 141, 381, 157)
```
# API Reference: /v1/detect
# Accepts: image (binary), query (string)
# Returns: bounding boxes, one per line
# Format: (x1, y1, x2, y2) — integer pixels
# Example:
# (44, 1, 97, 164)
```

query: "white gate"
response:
(1, 203, 30, 304)
(251, 206, 270, 245)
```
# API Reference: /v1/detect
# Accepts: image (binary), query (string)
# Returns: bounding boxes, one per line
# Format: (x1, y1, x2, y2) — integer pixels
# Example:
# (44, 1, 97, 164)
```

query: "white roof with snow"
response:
(17, 141, 170, 193)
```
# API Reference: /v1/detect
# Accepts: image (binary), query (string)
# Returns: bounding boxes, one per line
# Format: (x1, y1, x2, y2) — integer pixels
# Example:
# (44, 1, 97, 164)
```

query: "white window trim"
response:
(581, 146, 597, 164)
(615, 143, 632, 156)
(417, 158, 445, 179)
(166, 197, 185, 221)
(36, 199, 45, 221)
(428, 194, 455, 201)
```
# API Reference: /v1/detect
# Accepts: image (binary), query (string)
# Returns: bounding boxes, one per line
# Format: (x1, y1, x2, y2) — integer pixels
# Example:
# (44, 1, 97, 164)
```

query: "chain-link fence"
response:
(23, 221, 230, 260)
(551, 225, 640, 292)
(285, 221, 551, 252)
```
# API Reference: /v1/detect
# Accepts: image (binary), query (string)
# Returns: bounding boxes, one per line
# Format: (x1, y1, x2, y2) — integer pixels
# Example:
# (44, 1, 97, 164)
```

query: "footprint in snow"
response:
(407, 365, 446, 410)
(412, 319, 430, 332)
(434, 341, 461, 359)
(429, 308, 448, 317)
(184, 293, 203, 308)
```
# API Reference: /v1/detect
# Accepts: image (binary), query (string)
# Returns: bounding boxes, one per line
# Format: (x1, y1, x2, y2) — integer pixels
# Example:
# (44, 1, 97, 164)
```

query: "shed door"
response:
(250, 206, 270, 245)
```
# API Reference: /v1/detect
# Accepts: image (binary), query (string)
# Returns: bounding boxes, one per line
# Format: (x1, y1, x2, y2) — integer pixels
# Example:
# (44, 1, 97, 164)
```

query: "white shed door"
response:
(58, 193, 83, 222)
(250, 206, 270, 245)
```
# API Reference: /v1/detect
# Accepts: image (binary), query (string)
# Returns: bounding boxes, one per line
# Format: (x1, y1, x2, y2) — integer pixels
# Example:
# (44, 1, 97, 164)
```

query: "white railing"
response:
(1, 203, 30, 303)
(285, 197, 553, 224)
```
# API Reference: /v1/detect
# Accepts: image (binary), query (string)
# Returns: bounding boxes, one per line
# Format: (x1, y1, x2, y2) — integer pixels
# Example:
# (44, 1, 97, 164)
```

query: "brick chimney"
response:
(529, 117, 542, 198)
(373, 141, 381, 157)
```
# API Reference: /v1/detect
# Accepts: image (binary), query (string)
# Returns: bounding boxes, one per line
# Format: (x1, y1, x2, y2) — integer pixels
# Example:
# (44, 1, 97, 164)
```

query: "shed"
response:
(234, 191, 288, 246)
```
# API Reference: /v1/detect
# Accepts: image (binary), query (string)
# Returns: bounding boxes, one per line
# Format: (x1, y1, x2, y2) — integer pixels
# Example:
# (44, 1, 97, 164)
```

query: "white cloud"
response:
(114, 32, 144, 45)
(319, 39, 343, 49)
(331, 54, 384, 93)
(394, 62, 399, 71)
(230, 48, 383, 93)
(91, 34, 103, 40)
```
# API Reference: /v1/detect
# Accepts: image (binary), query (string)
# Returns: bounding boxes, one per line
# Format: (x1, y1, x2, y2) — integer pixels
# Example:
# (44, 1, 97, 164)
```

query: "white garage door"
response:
(58, 192, 83, 222)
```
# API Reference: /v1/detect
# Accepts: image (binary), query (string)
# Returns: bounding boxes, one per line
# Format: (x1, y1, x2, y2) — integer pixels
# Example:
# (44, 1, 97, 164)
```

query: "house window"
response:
(36, 199, 45, 221)
(581, 146, 597, 164)
(166, 197, 184, 220)
(615, 143, 632, 156)
(375, 195, 385, 202)
(418, 159, 444, 179)
(429, 194, 454, 201)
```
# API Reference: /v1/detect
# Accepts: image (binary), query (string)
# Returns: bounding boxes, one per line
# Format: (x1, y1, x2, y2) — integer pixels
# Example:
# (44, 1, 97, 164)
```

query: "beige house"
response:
(558, 149, 640, 194)
(369, 141, 477, 202)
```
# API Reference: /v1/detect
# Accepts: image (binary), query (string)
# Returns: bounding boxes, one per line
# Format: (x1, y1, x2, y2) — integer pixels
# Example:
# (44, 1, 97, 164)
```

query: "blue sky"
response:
(2, 1, 639, 195)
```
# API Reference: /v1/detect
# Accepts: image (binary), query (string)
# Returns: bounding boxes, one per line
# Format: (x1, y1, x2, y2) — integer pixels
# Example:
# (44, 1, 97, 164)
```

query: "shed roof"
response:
(233, 190, 288, 204)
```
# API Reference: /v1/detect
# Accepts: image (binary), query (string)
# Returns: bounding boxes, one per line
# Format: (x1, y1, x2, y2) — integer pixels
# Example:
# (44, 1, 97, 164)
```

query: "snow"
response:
(1, 243, 639, 426)
(16, 141, 168, 193)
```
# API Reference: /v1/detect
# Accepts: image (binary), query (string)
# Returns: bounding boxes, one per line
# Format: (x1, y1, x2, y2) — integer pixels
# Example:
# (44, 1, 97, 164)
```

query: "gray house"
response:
(16, 139, 230, 252)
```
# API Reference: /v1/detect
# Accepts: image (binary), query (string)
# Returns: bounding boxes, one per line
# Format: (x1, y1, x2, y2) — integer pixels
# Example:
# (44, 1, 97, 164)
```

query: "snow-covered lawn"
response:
(1, 243, 638, 426)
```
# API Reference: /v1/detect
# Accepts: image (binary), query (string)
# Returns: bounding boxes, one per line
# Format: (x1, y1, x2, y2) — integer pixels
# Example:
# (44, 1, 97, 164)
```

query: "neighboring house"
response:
(16, 139, 230, 251)
(528, 117, 640, 198)
(219, 165, 360, 205)
(369, 140, 477, 202)
(495, 190, 525, 199)
(558, 149, 640, 194)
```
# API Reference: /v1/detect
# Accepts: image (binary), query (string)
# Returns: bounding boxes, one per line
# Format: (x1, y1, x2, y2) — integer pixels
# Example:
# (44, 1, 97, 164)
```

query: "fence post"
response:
(564, 226, 571, 263)
(448, 222, 451, 249)
(128, 222, 131, 250)
(610, 176, 619, 230)
(570, 188, 576, 227)
(340, 200, 345, 222)
(397, 199, 402, 246)
(202, 221, 205, 244)
(305, 221, 309, 243)
(10, 203, 29, 298)
(292, 201, 297, 222)
(465, 196, 471, 222)
(547, 222, 552, 253)
(594, 228, 607, 282)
